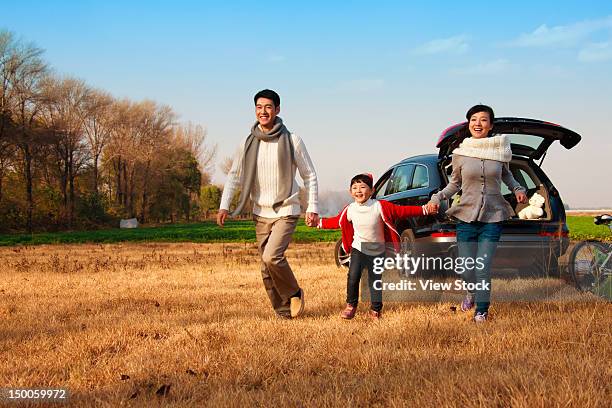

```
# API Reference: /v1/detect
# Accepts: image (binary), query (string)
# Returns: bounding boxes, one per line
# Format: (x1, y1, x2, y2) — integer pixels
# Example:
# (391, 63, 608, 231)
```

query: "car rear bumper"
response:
(411, 235, 569, 270)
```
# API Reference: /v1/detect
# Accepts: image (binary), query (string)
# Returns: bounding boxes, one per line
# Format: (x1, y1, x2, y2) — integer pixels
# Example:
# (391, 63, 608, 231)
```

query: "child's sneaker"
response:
(369, 310, 382, 320)
(473, 311, 488, 323)
(460, 294, 475, 312)
(340, 304, 357, 320)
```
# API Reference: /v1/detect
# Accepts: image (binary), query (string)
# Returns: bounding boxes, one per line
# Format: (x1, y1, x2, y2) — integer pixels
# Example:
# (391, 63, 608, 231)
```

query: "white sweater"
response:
(346, 199, 386, 255)
(220, 133, 318, 218)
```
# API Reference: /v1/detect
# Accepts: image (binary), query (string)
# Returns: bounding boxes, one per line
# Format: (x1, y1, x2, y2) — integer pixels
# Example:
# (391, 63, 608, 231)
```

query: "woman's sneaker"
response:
(473, 311, 488, 323)
(460, 294, 475, 312)
(340, 304, 357, 320)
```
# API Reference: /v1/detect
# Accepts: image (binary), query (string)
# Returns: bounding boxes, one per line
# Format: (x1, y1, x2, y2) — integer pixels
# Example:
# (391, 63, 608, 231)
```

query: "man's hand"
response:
(217, 209, 229, 227)
(305, 212, 319, 227)
(515, 191, 528, 204)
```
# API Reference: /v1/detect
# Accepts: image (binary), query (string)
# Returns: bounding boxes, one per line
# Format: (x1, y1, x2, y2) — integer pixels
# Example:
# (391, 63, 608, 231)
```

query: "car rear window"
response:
(502, 134, 545, 150)
(501, 166, 538, 195)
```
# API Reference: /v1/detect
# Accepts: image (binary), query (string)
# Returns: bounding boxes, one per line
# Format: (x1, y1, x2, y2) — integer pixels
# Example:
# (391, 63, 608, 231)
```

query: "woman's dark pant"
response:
(347, 248, 384, 312)
(456, 221, 502, 314)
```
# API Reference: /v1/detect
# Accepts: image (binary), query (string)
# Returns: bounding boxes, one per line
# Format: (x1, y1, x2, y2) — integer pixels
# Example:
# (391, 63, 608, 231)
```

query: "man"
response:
(217, 89, 319, 319)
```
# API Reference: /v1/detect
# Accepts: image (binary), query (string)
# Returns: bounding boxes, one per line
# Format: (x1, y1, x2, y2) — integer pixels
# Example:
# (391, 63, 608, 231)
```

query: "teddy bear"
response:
(518, 192, 545, 220)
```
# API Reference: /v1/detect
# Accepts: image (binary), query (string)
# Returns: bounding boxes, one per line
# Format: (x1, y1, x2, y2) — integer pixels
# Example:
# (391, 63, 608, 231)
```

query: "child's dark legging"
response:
(347, 248, 385, 312)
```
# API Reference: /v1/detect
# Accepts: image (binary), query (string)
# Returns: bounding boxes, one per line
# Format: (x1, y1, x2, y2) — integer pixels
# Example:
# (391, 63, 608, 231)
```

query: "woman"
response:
(426, 105, 527, 322)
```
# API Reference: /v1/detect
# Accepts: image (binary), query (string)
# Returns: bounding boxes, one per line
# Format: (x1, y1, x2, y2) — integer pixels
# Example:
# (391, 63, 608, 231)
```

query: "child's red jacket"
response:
(318, 200, 429, 254)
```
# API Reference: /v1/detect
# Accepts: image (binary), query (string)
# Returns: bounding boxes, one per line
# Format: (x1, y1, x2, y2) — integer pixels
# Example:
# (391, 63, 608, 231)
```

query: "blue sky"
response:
(2, 1, 612, 207)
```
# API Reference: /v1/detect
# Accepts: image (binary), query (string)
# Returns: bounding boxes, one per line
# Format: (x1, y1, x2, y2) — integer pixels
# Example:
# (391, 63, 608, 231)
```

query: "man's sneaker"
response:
(369, 310, 382, 320)
(340, 304, 357, 320)
(473, 311, 488, 323)
(460, 295, 475, 312)
(290, 288, 305, 318)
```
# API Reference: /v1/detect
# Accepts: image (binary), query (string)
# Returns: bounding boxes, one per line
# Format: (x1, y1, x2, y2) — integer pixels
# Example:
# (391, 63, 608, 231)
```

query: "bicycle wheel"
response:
(569, 240, 608, 292)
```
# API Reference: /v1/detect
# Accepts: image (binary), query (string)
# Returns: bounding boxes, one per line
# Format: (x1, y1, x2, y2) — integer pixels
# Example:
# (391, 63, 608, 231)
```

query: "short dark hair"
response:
(466, 104, 494, 121)
(350, 173, 373, 189)
(254, 89, 280, 108)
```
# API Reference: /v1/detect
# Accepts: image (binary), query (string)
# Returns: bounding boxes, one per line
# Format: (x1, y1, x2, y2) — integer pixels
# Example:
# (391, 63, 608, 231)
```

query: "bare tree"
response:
(2, 33, 47, 232)
(0, 32, 25, 204)
(80, 88, 113, 194)
(104, 99, 138, 215)
(103, 99, 180, 221)
(219, 156, 233, 176)
(173, 122, 217, 177)
(0, 31, 17, 147)
(0, 32, 15, 200)
(0, 136, 15, 203)
(135, 100, 175, 223)
(39, 75, 90, 227)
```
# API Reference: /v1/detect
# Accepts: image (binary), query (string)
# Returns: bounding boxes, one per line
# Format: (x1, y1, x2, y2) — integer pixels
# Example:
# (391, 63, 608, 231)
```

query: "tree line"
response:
(0, 30, 217, 233)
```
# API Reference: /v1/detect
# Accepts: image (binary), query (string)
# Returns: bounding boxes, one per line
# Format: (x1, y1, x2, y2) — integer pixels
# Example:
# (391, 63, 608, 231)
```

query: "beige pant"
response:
(254, 215, 300, 315)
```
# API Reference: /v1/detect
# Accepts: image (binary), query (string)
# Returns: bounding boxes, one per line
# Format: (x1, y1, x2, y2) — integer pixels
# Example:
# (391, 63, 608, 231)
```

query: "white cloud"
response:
(530, 64, 572, 78)
(412, 34, 470, 55)
(338, 79, 385, 92)
(505, 16, 612, 48)
(578, 41, 612, 62)
(266, 55, 286, 63)
(450, 59, 518, 75)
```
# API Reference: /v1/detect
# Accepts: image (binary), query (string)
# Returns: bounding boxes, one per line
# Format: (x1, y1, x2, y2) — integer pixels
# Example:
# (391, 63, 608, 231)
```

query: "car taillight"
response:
(431, 231, 457, 237)
(538, 231, 569, 238)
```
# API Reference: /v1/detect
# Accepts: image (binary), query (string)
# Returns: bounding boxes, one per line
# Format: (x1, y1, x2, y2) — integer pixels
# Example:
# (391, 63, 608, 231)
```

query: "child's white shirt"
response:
(346, 199, 385, 255)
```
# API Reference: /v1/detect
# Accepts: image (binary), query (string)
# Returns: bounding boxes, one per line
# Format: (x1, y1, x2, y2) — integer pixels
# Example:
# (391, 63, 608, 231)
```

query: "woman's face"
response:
(468, 111, 493, 139)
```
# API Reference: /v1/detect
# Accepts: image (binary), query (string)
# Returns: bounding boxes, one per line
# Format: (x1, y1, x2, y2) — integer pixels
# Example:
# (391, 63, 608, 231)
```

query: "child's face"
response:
(350, 181, 373, 204)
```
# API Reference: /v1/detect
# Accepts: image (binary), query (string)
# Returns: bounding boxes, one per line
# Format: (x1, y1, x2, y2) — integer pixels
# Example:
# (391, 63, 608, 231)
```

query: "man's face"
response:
(350, 181, 373, 204)
(255, 97, 280, 128)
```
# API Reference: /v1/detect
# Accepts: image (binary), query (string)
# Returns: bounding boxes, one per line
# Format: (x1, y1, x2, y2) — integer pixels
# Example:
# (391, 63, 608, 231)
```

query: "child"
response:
(316, 173, 435, 319)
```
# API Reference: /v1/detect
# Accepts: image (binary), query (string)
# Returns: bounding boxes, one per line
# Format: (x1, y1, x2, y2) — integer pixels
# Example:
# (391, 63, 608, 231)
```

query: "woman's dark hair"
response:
(350, 173, 373, 189)
(466, 104, 495, 121)
(254, 89, 281, 108)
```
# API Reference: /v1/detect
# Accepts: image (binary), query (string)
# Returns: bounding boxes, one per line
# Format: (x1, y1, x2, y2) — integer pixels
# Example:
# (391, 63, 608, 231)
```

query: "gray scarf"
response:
(232, 117, 295, 216)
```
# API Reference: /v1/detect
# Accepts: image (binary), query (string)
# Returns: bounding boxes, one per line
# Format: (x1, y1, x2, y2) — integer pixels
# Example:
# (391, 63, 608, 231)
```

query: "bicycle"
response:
(568, 214, 612, 300)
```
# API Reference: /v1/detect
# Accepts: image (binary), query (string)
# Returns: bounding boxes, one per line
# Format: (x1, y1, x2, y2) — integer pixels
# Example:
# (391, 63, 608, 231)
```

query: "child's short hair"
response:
(350, 173, 374, 189)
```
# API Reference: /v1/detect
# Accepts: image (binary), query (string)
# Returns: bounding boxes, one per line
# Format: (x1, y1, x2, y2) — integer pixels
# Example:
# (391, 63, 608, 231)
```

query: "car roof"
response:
(396, 153, 439, 166)
(378, 154, 438, 176)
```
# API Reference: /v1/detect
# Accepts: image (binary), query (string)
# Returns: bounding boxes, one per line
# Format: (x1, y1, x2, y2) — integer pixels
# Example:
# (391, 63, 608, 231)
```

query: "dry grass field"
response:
(0, 243, 610, 407)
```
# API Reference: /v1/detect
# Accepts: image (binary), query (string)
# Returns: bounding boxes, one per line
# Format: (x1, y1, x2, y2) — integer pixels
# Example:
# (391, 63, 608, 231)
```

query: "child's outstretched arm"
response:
(315, 207, 346, 229)
(387, 202, 436, 219)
